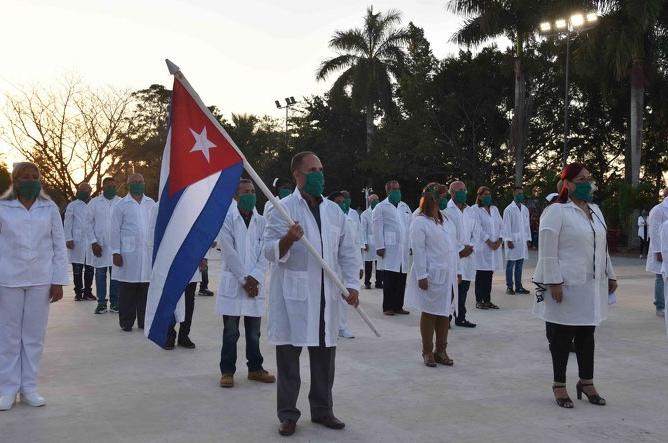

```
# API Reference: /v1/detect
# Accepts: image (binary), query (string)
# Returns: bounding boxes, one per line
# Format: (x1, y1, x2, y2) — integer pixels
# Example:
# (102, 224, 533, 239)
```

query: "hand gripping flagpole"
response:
(165, 60, 380, 337)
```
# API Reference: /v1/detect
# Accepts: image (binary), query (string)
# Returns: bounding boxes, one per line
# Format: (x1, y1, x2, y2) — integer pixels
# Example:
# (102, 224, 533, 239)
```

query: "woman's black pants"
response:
(546, 322, 595, 383)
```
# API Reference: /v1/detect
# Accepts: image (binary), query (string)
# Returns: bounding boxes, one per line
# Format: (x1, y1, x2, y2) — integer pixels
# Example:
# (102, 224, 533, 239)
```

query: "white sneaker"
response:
(338, 328, 355, 339)
(0, 393, 16, 411)
(657, 309, 665, 318)
(20, 392, 46, 407)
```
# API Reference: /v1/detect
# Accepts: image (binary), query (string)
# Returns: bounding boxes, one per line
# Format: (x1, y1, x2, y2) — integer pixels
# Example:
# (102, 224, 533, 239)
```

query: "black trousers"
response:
(474, 270, 493, 303)
(199, 268, 209, 291)
(639, 237, 648, 256)
(456, 280, 471, 323)
(546, 322, 595, 383)
(364, 261, 383, 287)
(382, 270, 407, 312)
(168, 282, 196, 342)
(72, 263, 94, 296)
(118, 282, 149, 329)
(277, 277, 335, 422)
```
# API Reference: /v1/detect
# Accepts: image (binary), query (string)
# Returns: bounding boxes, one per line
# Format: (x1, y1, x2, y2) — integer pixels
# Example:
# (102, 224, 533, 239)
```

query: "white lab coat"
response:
(533, 201, 616, 326)
(360, 207, 376, 262)
(646, 199, 668, 274)
(637, 215, 647, 239)
(372, 199, 411, 273)
(346, 209, 364, 270)
(263, 189, 360, 347)
(0, 198, 69, 287)
(88, 195, 122, 268)
(502, 202, 531, 261)
(217, 202, 268, 318)
(445, 200, 476, 282)
(659, 220, 668, 335)
(63, 199, 93, 265)
(470, 204, 504, 272)
(405, 213, 458, 316)
(110, 194, 156, 283)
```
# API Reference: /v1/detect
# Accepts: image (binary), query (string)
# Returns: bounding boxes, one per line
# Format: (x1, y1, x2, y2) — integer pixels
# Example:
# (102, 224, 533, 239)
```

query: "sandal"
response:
(552, 385, 574, 409)
(576, 381, 606, 406)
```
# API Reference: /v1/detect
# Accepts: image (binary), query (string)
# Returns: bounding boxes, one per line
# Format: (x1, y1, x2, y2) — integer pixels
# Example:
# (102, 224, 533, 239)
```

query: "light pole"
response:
(539, 12, 598, 166)
(275, 97, 298, 149)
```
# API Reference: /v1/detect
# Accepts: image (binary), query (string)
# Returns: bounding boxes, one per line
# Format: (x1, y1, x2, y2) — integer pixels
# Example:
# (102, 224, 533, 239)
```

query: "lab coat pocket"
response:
(221, 271, 240, 298)
(121, 236, 136, 253)
(283, 270, 308, 301)
(561, 260, 587, 286)
(328, 228, 341, 254)
(384, 231, 397, 246)
(427, 264, 447, 285)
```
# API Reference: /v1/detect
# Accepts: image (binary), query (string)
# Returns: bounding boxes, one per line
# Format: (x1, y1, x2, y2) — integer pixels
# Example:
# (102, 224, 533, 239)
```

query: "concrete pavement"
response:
(1, 252, 667, 443)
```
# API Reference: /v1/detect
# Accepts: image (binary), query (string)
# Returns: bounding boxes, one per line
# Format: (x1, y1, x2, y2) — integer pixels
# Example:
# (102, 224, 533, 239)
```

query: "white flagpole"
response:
(166, 60, 380, 337)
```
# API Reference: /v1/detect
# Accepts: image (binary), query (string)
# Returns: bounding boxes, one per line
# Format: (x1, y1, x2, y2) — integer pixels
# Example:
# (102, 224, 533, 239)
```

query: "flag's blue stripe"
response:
(153, 183, 184, 263)
(148, 162, 243, 347)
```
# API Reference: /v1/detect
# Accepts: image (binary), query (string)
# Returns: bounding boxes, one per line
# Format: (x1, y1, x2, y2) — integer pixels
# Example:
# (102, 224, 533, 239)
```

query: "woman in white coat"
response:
(0, 162, 68, 411)
(533, 163, 617, 409)
(217, 179, 274, 388)
(471, 186, 503, 310)
(405, 183, 458, 367)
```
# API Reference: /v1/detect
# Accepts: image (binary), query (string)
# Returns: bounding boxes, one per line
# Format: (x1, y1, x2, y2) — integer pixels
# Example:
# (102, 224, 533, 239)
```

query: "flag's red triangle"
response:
(168, 78, 242, 196)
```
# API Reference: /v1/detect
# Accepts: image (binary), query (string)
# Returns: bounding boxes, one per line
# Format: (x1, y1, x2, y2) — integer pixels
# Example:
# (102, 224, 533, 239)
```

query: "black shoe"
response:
(74, 294, 83, 301)
(83, 293, 97, 301)
(162, 342, 175, 350)
(364, 284, 371, 289)
(278, 420, 297, 436)
(506, 288, 515, 295)
(312, 416, 345, 430)
(375, 284, 383, 289)
(94, 305, 107, 314)
(178, 336, 196, 349)
(576, 381, 606, 406)
(121, 326, 133, 332)
(394, 309, 410, 315)
(516, 288, 531, 294)
(198, 289, 214, 296)
(454, 320, 477, 328)
(552, 385, 574, 409)
(476, 302, 488, 310)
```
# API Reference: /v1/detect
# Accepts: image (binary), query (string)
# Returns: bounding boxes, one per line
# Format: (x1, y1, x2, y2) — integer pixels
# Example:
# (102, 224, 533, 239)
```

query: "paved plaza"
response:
(1, 252, 667, 443)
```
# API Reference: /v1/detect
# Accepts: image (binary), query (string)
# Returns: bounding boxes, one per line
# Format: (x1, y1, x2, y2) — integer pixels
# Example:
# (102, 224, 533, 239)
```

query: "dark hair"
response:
(384, 180, 399, 193)
(327, 191, 344, 201)
(513, 185, 523, 191)
(102, 177, 115, 185)
(290, 151, 317, 174)
(236, 178, 254, 195)
(272, 178, 291, 194)
(476, 186, 491, 204)
(557, 163, 586, 203)
(418, 182, 445, 223)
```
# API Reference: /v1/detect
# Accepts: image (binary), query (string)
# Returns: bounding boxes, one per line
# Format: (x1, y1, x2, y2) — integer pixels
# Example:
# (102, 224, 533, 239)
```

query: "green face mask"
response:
(237, 193, 257, 212)
(338, 202, 348, 213)
(370, 200, 378, 209)
(76, 191, 90, 201)
(129, 182, 145, 196)
(439, 197, 448, 210)
(514, 193, 525, 204)
(388, 190, 401, 206)
(103, 187, 117, 199)
(481, 195, 492, 207)
(17, 180, 41, 200)
(454, 190, 468, 204)
(301, 171, 324, 197)
(571, 182, 594, 202)
(278, 187, 292, 199)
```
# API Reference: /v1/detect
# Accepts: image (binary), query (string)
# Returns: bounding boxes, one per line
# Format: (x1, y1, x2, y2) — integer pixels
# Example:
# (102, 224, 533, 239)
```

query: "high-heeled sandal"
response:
(576, 381, 606, 405)
(422, 352, 437, 367)
(552, 385, 574, 408)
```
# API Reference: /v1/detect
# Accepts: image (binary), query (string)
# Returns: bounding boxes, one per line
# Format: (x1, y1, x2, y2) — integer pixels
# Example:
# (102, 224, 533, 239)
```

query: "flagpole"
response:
(165, 60, 380, 338)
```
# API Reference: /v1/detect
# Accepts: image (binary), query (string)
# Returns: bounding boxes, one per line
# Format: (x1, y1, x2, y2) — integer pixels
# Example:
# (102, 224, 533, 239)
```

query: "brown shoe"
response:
(248, 369, 276, 383)
(219, 374, 234, 388)
(311, 415, 345, 430)
(279, 420, 297, 436)
(383, 310, 395, 316)
(434, 351, 454, 366)
(422, 352, 437, 367)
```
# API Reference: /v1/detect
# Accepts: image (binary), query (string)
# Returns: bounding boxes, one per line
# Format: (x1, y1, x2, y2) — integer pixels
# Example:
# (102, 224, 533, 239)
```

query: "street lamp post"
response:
(274, 97, 298, 149)
(539, 12, 598, 166)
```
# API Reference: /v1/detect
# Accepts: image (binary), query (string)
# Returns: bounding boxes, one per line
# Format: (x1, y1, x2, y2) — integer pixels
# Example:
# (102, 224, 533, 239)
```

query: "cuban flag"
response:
(145, 65, 244, 347)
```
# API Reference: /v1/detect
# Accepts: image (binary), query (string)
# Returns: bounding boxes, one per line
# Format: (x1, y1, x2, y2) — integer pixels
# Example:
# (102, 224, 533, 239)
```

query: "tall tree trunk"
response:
(512, 56, 527, 186)
(629, 60, 644, 185)
(365, 103, 374, 154)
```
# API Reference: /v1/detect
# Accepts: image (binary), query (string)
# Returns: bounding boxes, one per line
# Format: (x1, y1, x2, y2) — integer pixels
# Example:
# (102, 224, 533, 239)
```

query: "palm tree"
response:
(447, 0, 587, 185)
(317, 6, 410, 153)
(580, 1, 666, 184)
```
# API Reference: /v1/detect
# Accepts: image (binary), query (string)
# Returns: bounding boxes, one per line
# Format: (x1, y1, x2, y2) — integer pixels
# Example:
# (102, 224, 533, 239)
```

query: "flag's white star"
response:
(189, 127, 217, 162)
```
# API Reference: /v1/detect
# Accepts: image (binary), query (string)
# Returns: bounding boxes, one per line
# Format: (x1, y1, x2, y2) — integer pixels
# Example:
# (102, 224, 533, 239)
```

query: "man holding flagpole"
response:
(264, 151, 360, 437)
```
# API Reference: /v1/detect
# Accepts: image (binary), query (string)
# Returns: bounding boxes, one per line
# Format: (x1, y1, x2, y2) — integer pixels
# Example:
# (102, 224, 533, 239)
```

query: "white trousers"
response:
(0, 285, 50, 395)
(338, 295, 350, 332)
